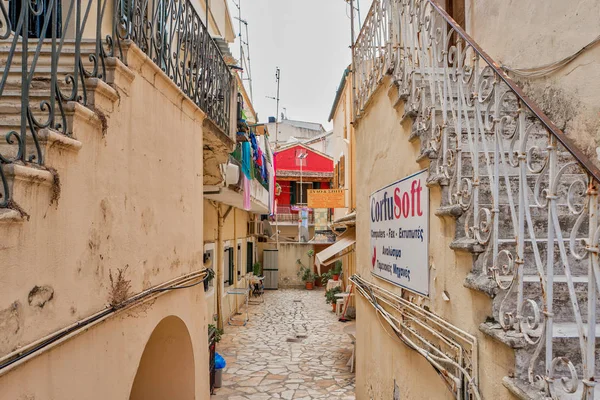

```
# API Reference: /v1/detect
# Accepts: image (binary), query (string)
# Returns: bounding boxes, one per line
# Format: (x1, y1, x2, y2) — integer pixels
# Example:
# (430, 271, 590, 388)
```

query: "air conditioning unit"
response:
(248, 221, 264, 236)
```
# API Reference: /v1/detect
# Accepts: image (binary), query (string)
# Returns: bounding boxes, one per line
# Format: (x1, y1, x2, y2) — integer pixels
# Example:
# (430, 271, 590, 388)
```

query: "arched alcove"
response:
(129, 316, 195, 400)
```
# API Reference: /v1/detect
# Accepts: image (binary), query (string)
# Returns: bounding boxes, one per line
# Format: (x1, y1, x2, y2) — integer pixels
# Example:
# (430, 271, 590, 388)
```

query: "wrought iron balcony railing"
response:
(0, 0, 232, 208)
(354, 0, 600, 398)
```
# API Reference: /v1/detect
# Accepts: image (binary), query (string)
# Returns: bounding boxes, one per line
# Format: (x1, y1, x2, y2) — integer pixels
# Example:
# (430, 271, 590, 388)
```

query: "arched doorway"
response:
(129, 316, 195, 400)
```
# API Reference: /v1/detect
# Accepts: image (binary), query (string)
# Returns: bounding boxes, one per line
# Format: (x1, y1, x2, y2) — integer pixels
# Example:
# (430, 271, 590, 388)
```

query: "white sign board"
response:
(369, 170, 429, 296)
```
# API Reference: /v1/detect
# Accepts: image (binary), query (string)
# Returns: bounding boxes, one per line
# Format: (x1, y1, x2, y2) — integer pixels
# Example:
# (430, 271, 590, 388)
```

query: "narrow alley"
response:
(214, 289, 356, 400)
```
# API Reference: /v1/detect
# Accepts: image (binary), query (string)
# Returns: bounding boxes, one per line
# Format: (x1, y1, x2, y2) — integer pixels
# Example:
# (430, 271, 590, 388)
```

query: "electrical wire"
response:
(0, 271, 208, 372)
(351, 275, 482, 400)
(503, 34, 600, 79)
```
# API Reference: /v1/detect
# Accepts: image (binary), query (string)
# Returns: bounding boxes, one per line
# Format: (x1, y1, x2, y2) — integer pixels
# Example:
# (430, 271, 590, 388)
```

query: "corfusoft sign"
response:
(370, 169, 429, 296)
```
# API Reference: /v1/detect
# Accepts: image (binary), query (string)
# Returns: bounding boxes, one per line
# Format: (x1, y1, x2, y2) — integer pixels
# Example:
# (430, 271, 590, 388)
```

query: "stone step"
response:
(0, 40, 97, 66)
(472, 239, 590, 278)
(503, 376, 600, 400)
(482, 322, 600, 380)
(458, 151, 580, 176)
(451, 204, 588, 244)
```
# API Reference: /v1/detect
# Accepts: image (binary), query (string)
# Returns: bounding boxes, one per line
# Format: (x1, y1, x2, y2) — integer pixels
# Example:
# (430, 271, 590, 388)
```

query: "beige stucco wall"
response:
(330, 72, 356, 220)
(203, 201, 258, 327)
(190, 0, 236, 42)
(0, 44, 210, 397)
(354, 77, 516, 399)
(257, 242, 319, 288)
(467, 0, 600, 165)
(2, 288, 210, 400)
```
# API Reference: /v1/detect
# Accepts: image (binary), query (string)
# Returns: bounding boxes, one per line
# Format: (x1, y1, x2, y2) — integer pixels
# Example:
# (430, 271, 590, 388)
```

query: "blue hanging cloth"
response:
(241, 142, 252, 179)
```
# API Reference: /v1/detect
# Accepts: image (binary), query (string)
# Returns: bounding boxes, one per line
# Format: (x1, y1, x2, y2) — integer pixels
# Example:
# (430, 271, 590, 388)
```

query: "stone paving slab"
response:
(214, 289, 355, 400)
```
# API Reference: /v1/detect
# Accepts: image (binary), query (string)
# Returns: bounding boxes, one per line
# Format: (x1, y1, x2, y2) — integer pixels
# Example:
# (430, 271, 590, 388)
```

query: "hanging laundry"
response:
(243, 175, 251, 211)
(257, 148, 264, 166)
(241, 142, 252, 179)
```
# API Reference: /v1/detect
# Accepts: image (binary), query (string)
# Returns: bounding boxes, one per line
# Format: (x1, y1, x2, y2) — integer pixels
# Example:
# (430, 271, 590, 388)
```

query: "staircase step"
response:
(482, 322, 600, 381)
(472, 239, 590, 277)
(492, 275, 600, 324)
(451, 204, 587, 244)
(503, 376, 600, 400)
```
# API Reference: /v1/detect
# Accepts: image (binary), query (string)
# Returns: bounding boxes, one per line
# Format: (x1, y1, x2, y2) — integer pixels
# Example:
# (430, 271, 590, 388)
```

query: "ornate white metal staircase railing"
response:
(353, 0, 600, 398)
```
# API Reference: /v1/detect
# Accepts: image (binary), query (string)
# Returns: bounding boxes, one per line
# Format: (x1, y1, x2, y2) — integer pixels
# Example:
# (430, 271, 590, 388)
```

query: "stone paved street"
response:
(214, 289, 356, 400)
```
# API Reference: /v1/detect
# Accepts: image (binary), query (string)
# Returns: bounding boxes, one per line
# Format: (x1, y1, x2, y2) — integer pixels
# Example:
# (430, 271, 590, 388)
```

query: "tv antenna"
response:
(233, 0, 254, 101)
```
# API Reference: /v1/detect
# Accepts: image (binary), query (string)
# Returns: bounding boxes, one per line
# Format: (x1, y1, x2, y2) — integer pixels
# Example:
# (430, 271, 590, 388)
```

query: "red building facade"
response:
(274, 144, 333, 222)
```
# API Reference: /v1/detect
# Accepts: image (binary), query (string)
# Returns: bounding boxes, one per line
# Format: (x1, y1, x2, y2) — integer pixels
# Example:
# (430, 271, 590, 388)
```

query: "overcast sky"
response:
(227, 0, 373, 130)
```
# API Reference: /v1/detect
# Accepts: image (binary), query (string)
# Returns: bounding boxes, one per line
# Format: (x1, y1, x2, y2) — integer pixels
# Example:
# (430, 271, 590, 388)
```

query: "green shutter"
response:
(313, 182, 321, 189)
(290, 181, 296, 205)
(246, 243, 253, 273)
(228, 249, 234, 285)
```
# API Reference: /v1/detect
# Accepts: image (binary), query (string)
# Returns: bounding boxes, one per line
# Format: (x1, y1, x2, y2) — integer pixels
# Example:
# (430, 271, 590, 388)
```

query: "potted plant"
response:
(253, 261, 262, 276)
(325, 286, 343, 312)
(321, 270, 332, 286)
(314, 274, 321, 287)
(204, 268, 215, 291)
(332, 260, 342, 281)
(208, 324, 224, 343)
(297, 263, 316, 290)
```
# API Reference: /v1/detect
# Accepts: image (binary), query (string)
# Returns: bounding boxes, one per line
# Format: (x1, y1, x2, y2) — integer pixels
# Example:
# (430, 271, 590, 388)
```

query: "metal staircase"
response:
(354, 0, 600, 398)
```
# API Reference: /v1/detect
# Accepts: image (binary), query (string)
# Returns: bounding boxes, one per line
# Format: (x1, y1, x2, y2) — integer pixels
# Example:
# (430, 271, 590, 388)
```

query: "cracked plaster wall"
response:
(0, 44, 210, 398)
(468, 0, 600, 166)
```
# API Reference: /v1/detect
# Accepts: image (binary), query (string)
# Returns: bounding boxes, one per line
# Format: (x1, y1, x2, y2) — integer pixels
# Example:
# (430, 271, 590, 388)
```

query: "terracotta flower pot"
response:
(332, 274, 340, 281)
(305, 282, 314, 290)
(332, 302, 337, 312)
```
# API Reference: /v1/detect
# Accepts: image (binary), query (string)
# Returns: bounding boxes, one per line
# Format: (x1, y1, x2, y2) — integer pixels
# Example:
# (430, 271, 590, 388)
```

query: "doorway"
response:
(129, 316, 195, 400)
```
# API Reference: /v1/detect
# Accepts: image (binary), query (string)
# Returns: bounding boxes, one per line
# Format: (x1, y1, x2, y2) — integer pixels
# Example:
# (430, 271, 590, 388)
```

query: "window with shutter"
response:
(228, 249, 234, 285)
(333, 164, 339, 188)
(246, 243, 254, 273)
(290, 181, 297, 204)
(224, 248, 230, 286)
(339, 155, 346, 187)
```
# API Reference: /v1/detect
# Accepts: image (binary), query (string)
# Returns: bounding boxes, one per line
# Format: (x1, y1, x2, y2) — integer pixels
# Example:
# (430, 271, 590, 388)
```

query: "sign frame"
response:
(369, 169, 430, 297)
(307, 189, 346, 209)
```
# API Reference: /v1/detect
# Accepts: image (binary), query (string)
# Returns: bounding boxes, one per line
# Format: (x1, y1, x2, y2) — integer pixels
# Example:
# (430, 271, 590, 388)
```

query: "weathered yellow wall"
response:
(467, 0, 600, 165)
(354, 77, 515, 399)
(203, 200, 258, 327)
(0, 43, 210, 397)
(2, 288, 209, 399)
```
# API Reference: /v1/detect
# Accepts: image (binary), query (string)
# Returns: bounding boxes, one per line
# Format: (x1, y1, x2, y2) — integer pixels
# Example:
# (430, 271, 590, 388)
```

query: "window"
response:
(246, 242, 254, 273)
(339, 155, 346, 188)
(295, 182, 312, 205)
(295, 149, 308, 167)
(203, 249, 215, 289)
(224, 248, 234, 286)
(224, 248, 230, 286)
(237, 244, 243, 281)
(228, 248, 234, 285)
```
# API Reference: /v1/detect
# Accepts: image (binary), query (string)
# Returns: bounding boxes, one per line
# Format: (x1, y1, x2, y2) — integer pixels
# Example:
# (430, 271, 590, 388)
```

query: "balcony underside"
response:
(204, 184, 269, 214)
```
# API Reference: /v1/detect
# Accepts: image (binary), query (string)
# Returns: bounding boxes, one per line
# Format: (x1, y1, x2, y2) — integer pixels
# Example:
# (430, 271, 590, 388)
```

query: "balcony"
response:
(0, 0, 235, 206)
(204, 144, 272, 214)
(271, 205, 319, 226)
